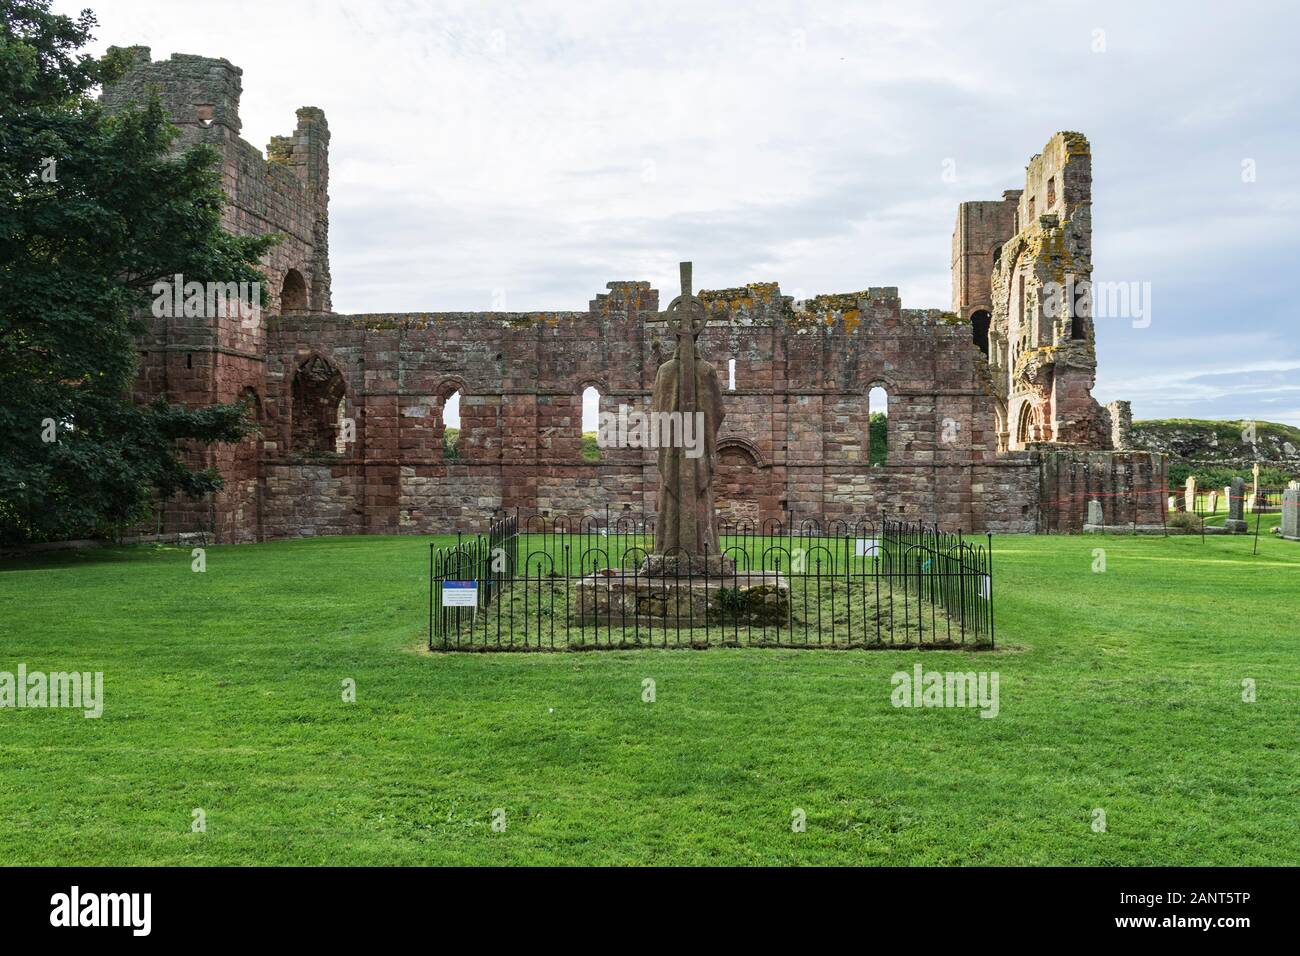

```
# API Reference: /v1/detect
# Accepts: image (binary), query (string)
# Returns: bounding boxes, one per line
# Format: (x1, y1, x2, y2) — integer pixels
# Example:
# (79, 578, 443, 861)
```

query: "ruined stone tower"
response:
(103, 48, 331, 541)
(953, 132, 1105, 452)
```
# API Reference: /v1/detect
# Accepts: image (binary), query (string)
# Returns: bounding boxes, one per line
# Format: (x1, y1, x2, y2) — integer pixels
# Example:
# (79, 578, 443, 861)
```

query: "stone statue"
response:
(643, 262, 731, 575)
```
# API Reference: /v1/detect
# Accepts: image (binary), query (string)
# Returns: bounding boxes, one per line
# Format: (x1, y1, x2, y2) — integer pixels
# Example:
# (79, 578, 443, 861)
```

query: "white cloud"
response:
(73, 0, 1300, 424)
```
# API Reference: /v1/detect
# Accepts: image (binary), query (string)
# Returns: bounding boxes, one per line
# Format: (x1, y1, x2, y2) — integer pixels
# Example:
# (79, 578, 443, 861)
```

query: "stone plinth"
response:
(574, 570, 788, 626)
(640, 552, 735, 577)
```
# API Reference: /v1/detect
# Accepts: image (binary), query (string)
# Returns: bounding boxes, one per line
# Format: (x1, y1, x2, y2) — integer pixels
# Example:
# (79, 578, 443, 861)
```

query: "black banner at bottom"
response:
(0, 866, 1279, 940)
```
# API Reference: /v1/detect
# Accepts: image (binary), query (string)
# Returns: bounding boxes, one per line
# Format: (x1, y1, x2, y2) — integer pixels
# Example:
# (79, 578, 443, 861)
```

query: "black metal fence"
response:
(428, 509, 994, 651)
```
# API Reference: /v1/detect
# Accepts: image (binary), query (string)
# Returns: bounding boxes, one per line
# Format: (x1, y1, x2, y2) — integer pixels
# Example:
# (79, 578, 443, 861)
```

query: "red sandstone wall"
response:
(102, 56, 1151, 542)
(237, 282, 1059, 540)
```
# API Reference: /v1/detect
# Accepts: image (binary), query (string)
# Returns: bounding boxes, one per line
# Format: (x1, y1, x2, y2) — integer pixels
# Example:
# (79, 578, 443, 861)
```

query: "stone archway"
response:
(280, 268, 308, 313)
(291, 355, 346, 452)
(713, 438, 768, 528)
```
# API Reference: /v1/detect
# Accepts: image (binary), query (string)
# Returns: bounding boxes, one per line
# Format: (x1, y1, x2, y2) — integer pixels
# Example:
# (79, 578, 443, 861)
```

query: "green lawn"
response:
(0, 527, 1297, 865)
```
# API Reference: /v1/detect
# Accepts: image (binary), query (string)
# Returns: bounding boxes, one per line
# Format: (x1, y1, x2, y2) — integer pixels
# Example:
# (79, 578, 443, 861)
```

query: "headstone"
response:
(1184, 476, 1197, 513)
(1247, 493, 1258, 513)
(1207, 490, 1219, 514)
(1225, 476, 1248, 532)
(1086, 499, 1103, 528)
(1282, 489, 1300, 540)
(1167, 496, 1177, 513)
(1252, 462, 1261, 498)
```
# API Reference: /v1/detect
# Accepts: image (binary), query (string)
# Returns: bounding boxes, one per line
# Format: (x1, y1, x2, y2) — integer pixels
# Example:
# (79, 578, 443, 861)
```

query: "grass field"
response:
(1, 525, 1297, 865)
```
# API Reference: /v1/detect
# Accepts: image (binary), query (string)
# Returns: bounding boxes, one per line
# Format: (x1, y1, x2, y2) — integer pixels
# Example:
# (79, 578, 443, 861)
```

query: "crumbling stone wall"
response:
(955, 132, 1108, 453)
(104, 53, 1162, 541)
(246, 282, 1048, 537)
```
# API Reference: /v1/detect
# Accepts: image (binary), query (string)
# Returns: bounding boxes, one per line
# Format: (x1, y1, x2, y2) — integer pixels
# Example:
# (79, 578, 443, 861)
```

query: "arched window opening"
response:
(280, 268, 308, 314)
(970, 310, 991, 357)
(1046, 176, 1056, 209)
(581, 385, 601, 461)
(727, 358, 736, 391)
(1016, 401, 1035, 445)
(1027, 196, 1035, 222)
(442, 390, 461, 461)
(714, 441, 765, 527)
(868, 386, 888, 465)
(291, 356, 346, 453)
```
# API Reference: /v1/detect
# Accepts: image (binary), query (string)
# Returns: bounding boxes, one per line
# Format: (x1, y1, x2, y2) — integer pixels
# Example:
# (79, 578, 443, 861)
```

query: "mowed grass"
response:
(0, 527, 1297, 866)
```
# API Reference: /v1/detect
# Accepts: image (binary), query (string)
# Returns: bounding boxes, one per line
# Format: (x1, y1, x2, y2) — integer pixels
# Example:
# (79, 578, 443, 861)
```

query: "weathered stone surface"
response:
(101, 57, 1163, 543)
(574, 571, 789, 626)
(644, 264, 728, 570)
(960, 132, 1108, 452)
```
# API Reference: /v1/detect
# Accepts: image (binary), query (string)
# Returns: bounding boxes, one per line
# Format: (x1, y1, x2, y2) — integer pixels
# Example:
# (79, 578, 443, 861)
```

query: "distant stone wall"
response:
(1038, 448, 1168, 532)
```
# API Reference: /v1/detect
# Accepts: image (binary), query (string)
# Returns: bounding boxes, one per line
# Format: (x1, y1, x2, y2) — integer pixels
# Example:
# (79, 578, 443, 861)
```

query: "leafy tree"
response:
(0, 0, 276, 542)
(869, 411, 887, 465)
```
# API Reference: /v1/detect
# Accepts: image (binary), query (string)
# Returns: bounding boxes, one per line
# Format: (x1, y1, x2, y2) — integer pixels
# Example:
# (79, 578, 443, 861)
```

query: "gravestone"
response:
(1184, 476, 1197, 513)
(1167, 495, 1178, 513)
(1086, 499, 1103, 529)
(1207, 490, 1219, 514)
(1252, 462, 1261, 498)
(1224, 476, 1248, 533)
(1281, 489, 1300, 541)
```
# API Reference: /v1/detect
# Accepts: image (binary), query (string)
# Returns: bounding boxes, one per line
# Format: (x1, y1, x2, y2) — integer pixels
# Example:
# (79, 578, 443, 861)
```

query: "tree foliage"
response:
(0, 0, 276, 541)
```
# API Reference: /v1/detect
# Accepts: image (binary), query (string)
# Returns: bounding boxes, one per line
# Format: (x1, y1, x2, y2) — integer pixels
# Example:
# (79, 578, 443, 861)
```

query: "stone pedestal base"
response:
(1084, 523, 1173, 535)
(574, 570, 788, 627)
(639, 552, 735, 577)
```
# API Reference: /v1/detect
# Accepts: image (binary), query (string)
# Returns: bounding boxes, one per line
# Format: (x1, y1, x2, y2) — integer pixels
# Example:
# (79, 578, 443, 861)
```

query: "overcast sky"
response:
(75, 0, 1300, 425)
